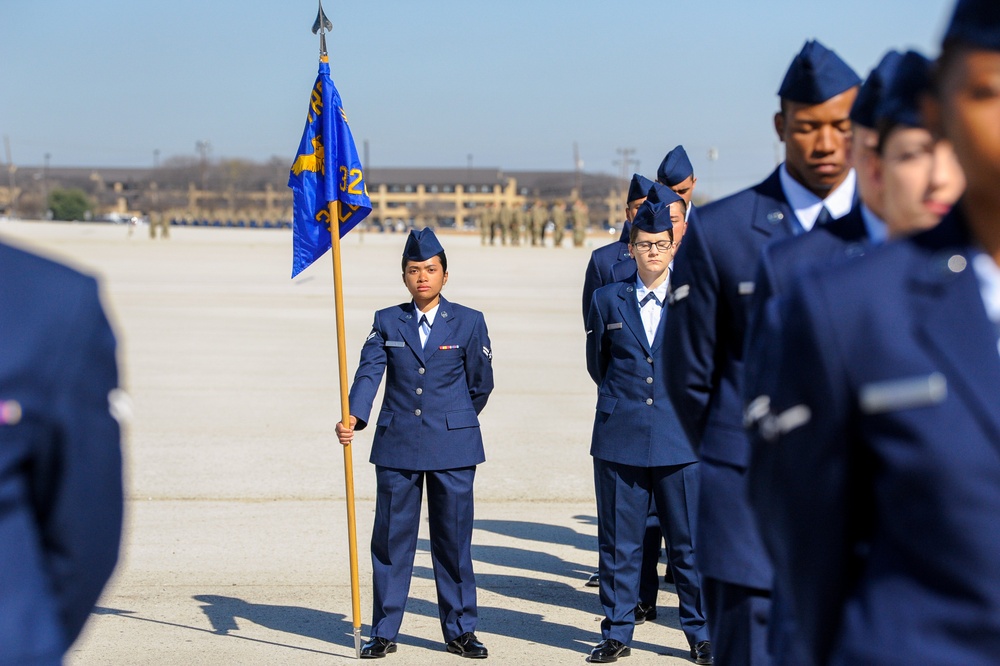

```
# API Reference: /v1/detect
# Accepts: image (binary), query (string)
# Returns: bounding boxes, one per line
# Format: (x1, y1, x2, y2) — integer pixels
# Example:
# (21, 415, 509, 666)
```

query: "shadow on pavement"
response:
(192, 595, 442, 654)
(401, 596, 690, 660)
(412, 564, 598, 616)
(474, 518, 597, 552)
(193, 595, 345, 641)
(92, 604, 343, 657)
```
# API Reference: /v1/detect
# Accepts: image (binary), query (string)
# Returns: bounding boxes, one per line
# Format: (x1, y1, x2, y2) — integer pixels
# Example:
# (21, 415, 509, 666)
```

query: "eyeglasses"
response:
(631, 240, 674, 253)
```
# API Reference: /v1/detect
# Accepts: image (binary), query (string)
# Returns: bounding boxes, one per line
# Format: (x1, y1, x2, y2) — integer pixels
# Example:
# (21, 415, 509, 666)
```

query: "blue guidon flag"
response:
(289, 60, 372, 278)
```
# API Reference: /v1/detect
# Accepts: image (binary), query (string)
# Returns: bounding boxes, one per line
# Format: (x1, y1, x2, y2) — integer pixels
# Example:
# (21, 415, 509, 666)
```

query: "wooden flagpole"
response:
(313, 2, 362, 655)
(330, 200, 363, 658)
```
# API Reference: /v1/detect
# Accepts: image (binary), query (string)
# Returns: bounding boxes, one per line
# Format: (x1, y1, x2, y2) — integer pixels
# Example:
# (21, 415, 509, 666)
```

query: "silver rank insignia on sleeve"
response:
(482, 346, 492, 361)
(859, 372, 947, 414)
(744, 395, 811, 443)
(366, 330, 377, 341)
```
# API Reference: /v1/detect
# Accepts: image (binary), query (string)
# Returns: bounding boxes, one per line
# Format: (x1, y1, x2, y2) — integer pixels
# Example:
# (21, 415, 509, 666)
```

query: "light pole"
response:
(707, 147, 719, 201)
(43, 152, 51, 218)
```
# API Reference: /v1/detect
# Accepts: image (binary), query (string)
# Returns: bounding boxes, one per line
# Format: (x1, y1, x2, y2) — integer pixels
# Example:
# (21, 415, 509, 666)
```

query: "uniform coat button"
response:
(415, 387, 423, 395)
(418, 367, 425, 374)
(646, 357, 653, 364)
(414, 408, 422, 416)
(646, 377, 653, 384)
(645, 398, 653, 406)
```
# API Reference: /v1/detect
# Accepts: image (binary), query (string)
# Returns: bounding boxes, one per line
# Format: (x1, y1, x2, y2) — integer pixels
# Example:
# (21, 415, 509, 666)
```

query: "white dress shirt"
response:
(415, 302, 440, 348)
(972, 252, 1000, 357)
(860, 203, 889, 246)
(636, 276, 669, 346)
(779, 164, 857, 232)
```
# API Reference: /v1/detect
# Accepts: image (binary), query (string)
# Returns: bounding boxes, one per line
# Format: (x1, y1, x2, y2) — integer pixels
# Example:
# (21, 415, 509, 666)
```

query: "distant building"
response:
(0, 163, 625, 230)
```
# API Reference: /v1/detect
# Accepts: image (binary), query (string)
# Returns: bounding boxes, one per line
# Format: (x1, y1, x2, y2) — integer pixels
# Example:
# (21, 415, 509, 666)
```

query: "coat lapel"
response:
(750, 168, 797, 239)
(913, 248, 1000, 445)
(397, 305, 424, 363)
(421, 297, 455, 360)
(616, 280, 652, 354)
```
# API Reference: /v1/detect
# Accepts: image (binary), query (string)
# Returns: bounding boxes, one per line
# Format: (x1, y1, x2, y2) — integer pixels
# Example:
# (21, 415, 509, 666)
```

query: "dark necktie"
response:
(640, 292, 660, 308)
(419, 315, 431, 348)
(815, 206, 833, 227)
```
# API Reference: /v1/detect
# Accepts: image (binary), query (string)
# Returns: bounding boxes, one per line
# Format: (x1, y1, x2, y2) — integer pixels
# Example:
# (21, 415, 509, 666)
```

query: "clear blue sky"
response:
(1, 0, 955, 196)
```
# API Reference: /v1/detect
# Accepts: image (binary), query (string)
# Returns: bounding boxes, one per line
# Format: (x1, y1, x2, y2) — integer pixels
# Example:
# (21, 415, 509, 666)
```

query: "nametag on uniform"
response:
(671, 284, 691, 303)
(859, 373, 947, 414)
(606, 322, 623, 331)
(385, 340, 405, 348)
(738, 281, 755, 295)
(439, 345, 460, 350)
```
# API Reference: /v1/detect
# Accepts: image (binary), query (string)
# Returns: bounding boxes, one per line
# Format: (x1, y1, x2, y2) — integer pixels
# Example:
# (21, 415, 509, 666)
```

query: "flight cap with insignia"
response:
(944, 0, 1000, 51)
(657, 145, 694, 186)
(627, 173, 656, 203)
(403, 227, 445, 262)
(874, 51, 932, 131)
(778, 39, 861, 104)
(850, 50, 904, 129)
(632, 184, 679, 234)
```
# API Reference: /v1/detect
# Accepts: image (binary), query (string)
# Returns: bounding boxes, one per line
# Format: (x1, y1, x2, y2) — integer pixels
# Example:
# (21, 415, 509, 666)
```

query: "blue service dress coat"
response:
(742, 206, 869, 666)
(582, 222, 634, 322)
(586, 279, 695, 467)
(0, 241, 123, 663)
(744, 207, 869, 406)
(748, 207, 1000, 665)
(664, 166, 804, 589)
(348, 296, 494, 471)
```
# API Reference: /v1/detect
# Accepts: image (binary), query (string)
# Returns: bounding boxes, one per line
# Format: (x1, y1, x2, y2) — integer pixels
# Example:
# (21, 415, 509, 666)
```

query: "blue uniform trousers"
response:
(639, 510, 663, 606)
(703, 576, 772, 666)
(371, 466, 478, 643)
(700, 460, 773, 665)
(594, 459, 707, 646)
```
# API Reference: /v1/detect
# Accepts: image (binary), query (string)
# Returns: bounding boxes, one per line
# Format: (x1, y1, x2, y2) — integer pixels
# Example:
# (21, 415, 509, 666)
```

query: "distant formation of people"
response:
(475, 198, 599, 248)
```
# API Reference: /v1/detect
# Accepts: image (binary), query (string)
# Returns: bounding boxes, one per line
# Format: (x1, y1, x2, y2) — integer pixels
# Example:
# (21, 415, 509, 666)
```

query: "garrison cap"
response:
(874, 51, 931, 131)
(944, 0, 1000, 51)
(778, 39, 861, 104)
(627, 173, 656, 203)
(850, 50, 904, 129)
(403, 227, 445, 262)
(632, 184, 679, 234)
(656, 145, 694, 186)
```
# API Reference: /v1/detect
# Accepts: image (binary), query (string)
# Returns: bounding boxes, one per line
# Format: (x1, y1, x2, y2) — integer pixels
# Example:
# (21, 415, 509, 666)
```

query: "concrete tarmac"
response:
(0, 221, 696, 665)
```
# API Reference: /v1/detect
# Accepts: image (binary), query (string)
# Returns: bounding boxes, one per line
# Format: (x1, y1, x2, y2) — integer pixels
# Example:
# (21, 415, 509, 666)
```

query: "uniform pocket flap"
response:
(596, 393, 618, 415)
(376, 409, 394, 427)
(445, 409, 480, 430)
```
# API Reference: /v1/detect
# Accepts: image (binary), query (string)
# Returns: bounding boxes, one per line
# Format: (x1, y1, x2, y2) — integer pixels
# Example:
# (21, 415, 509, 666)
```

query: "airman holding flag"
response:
(336, 228, 495, 660)
(288, 1, 372, 657)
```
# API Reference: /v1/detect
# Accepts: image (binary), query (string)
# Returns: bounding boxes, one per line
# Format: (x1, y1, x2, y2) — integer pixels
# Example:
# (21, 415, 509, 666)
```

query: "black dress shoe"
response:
(633, 602, 657, 624)
(360, 636, 396, 659)
(446, 632, 488, 659)
(690, 640, 713, 665)
(589, 638, 631, 663)
(586, 571, 600, 587)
